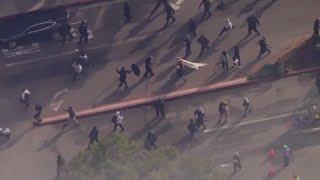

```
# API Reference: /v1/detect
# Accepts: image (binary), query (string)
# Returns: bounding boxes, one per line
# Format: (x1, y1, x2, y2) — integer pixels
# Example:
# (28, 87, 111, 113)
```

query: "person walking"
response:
(257, 37, 271, 58)
(164, 4, 176, 26)
(218, 100, 229, 124)
(188, 18, 197, 37)
(72, 62, 82, 82)
(219, 18, 235, 37)
(199, 0, 213, 21)
(220, 51, 229, 71)
(242, 97, 252, 118)
(154, 98, 165, 119)
(116, 67, 132, 88)
(77, 50, 89, 69)
(20, 88, 31, 107)
(152, 0, 168, 13)
(176, 60, 187, 81)
(194, 107, 206, 130)
(232, 46, 241, 67)
(33, 102, 43, 123)
(56, 154, 65, 176)
(64, 106, 79, 125)
(61, 21, 73, 43)
(123, 2, 132, 22)
(112, 111, 125, 132)
(78, 20, 88, 46)
(143, 56, 154, 78)
(312, 18, 320, 41)
(145, 131, 158, 150)
(183, 35, 192, 58)
(88, 126, 99, 148)
(283, 144, 291, 167)
(187, 119, 197, 138)
(246, 14, 260, 36)
(197, 34, 210, 57)
(233, 152, 241, 173)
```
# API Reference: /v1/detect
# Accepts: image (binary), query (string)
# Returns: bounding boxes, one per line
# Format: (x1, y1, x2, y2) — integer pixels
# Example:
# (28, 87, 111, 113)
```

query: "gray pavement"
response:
(1, 74, 320, 180)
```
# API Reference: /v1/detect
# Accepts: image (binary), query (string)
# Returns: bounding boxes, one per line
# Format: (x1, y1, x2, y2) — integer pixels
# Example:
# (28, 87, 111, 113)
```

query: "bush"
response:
(58, 134, 226, 180)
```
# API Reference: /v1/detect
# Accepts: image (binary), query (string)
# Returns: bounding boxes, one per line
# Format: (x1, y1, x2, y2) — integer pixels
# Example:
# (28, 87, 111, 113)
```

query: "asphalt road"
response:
(1, 74, 320, 180)
(0, 0, 319, 125)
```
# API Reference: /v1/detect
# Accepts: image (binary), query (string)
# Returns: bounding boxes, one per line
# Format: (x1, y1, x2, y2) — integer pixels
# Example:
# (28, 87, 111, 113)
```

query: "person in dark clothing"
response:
(194, 107, 206, 130)
(233, 152, 241, 173)
(88, 126, 99, 148)
(143, 56, 154, 78)
(188, 18, 197, 37)
(183, 35, 192, 58)
(312, 18, 320, 41)
(112, 111, 125, 132)
(61, 21, 73, 43)
(123, 2, 132, 22)
(145, 131, 158, 150)
(232, 46, 241, 67)
(152, 0, 168, 13)
(315, 76, 320, 93)
(64, 106, 79, 125)
(197, 34, 210, 57)
(33, 102, 43, 123)
(199, 0, 213, 21)
(176, 60, 187, 81)
(257, 37, 271, 58)
(154, 98, 165, 119)
(164, 4, 176, 26)
(187, 119, 197, 138)
(78, 20, 88, 46)
(56, 154, 65, 176)
(246, 15, 260, 36)
(116, 67, 132, 88)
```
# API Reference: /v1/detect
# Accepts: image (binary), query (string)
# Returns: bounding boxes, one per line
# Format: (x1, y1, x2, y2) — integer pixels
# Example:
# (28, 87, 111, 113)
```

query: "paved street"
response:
(1, 74, 320, 180)
(0, 0, 319, 123)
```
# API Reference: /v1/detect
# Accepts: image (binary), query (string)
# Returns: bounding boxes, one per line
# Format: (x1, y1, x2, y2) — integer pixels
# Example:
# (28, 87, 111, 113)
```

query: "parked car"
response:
(0, 6, 69, 49)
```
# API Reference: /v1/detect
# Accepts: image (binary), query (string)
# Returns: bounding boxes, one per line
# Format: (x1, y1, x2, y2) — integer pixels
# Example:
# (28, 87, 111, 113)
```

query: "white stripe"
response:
(204, 110, 306, 133)
(175, 0, 185, 5)
(70, 21, 82, 25)
(74, 0, 127, 10)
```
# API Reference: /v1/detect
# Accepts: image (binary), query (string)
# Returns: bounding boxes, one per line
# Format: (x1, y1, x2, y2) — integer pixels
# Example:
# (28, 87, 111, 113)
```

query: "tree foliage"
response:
(59, 134, 226, 180)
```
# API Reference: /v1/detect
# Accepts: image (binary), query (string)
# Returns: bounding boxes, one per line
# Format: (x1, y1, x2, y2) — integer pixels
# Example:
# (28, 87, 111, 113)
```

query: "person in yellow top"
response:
(293, 172, 300, 180)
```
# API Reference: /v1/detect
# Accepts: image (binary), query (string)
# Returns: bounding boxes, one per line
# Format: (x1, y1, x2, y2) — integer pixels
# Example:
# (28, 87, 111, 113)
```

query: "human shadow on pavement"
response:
(238, 0, 264, 17)
(152, 71, 189, 94)
(0, 125, 35, 151)
(254, 0, 277, 19)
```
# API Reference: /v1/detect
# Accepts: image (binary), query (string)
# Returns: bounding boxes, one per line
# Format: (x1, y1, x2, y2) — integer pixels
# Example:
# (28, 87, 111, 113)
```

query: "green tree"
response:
(59, 134, 226, 180)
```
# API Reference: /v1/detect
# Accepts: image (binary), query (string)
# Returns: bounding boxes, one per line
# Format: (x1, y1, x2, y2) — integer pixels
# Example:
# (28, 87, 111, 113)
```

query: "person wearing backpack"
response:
(243, 97, 252, 118)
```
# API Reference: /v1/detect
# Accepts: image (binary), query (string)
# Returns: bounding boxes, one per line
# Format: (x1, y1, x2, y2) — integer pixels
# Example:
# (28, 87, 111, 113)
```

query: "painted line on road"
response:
(204, 110, 306, 133)
(220, 163, 233, 167)
(4, 34, 149, 67)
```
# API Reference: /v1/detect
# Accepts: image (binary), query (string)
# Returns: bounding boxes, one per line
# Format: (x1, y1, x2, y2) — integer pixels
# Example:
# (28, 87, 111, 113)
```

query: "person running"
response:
(187, 119, 197, 138)
(143, 56, 154, 78)
(257, 37, 271, 58)
(112, 111, 125, 132)
(116, 67, 132, 88)
(20, 88, 31, 107)
(219, 18, 235, 37)
(183, 35, 192, 58)
(78, 20, 89, 46)
(199, 0, 213, 21)
(218, 100, 229, 124)
(176, 60, 187, 81)
(88, 126, 99, 148)
(145, 131, 158, 150)
(154, 98, 165, 119)
(247, 14, 261, 36)
(220, 51, 229, 71)
(233, 152, 241, 173)
(164, 4, 176, 26)
(33, 102, 43, 123)
(64, 106, 79, 125)
(197, 34, 210, 57)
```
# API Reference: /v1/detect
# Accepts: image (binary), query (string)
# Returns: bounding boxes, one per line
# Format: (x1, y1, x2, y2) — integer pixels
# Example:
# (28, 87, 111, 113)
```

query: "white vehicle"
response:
(0, 128, 10, 140)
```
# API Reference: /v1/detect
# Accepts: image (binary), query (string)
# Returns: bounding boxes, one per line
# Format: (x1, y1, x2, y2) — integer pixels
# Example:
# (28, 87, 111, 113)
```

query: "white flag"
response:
(177, 57, 208, 70)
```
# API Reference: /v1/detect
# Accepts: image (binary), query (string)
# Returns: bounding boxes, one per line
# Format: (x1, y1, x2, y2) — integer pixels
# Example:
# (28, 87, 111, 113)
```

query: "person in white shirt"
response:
(112, 111, 125, 132)
(72, 62, 82, 82)
(219, 18, 235, 37)
(20, 88, 31, 107)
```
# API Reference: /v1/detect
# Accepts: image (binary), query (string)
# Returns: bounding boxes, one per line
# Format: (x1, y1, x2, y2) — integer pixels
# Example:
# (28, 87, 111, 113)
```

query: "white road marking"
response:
(5, 34, 149, 67)
(50, 100, 64, 111)
(204, 110, 306, 133)
(1, 44, 41, 58)
(175, 0, 185, 5)
(50, 88, 69, 111)
(220, 163, 233, 167)
(93, 5, 108, 30)
(28, 0, 47, 11)
(53, 88, 69, 100)
(70, 21, 82, 25)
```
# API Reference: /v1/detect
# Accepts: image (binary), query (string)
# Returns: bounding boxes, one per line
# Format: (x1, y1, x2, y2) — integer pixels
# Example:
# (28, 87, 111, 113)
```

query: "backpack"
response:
(112, 115, 117, 123)
(197, 35, 209, 45)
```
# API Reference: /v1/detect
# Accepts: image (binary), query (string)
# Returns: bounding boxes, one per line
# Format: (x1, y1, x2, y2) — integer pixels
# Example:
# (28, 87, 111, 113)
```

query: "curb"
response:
(39, 65, 320, 125)
(0, 0, 112, 20)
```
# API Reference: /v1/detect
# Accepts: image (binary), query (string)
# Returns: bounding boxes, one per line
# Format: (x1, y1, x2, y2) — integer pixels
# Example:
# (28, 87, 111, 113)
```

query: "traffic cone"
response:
(269, 148, 275, 159)
(268, 166, 275, 177)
